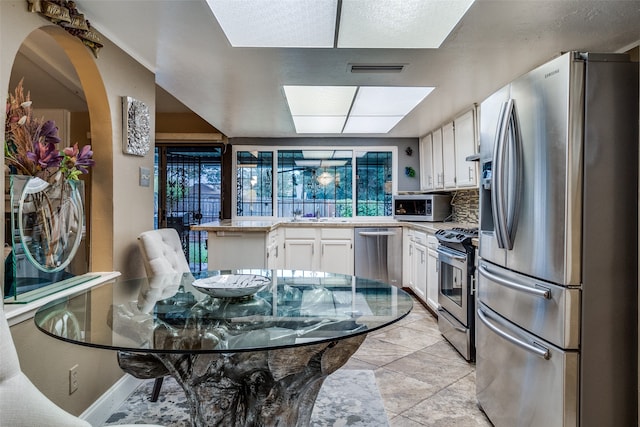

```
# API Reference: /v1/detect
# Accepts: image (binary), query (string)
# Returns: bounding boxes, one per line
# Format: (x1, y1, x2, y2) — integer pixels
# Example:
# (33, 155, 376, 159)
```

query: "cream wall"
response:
(1, 3, 155, 280)
(94, 29, 156, 279)
(1, 1, 156, 414)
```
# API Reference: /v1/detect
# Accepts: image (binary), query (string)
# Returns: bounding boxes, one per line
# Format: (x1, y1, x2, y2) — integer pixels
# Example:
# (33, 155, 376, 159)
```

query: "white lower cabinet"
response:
(402, 228, 414, 288)
(409, 230, 428, 301)
(412, 241, 427, 301)
(426, 235, 439, 312)
(283, 227, 354, 275)
(208, 231, 268, 269)
(319, 239, 353, 275)
(404, 228, 438, 311)
(266, 229, 281, 269)
(284, 239, 315, 270)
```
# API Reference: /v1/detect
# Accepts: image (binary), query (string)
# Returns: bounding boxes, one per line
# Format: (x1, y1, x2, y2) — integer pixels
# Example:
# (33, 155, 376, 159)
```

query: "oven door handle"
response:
(478, 265, 551, 299)
(477, 307, 550, 360)
(436, 247, 467, 262)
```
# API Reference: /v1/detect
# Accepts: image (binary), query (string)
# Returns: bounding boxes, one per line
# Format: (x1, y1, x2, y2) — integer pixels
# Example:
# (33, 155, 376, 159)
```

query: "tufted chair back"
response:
(137, 228, 191, 276)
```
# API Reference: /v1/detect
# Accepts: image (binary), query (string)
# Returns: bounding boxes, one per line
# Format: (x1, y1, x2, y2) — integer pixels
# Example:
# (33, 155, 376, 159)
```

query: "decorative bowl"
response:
(192, 274, 271, 298)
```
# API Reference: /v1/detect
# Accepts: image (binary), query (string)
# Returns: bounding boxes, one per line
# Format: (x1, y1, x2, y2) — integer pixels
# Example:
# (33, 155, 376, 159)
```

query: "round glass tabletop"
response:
(34, 269, 413, 354)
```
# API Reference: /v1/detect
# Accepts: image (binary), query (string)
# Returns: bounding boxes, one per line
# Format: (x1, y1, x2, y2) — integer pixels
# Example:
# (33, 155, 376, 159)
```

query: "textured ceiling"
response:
(10, 0, 640, 139)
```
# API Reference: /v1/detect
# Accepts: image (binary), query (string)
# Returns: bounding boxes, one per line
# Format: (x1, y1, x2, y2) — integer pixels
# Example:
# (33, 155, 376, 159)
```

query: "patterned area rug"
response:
(104, 369, 388, 426)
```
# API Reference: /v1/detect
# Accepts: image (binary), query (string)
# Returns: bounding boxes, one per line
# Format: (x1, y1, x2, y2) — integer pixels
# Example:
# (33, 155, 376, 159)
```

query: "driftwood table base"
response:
(119, 334, 365, 427)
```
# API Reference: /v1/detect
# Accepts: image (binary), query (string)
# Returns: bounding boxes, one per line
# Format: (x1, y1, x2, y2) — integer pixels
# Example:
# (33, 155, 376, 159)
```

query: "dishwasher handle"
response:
(357, 231, 397, 237)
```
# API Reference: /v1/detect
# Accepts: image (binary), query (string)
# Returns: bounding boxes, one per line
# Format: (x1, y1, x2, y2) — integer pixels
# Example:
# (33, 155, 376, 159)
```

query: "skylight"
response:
(283, 86, 357, 134)
(205, 0, 337, 47)
(206, 0, 475, 48)
(284, 85, 434, 134)
(338, 0, 476, 48)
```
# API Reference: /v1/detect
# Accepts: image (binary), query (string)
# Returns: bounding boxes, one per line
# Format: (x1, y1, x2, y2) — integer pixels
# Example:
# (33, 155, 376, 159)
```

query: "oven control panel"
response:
(435, 228, 478, 244)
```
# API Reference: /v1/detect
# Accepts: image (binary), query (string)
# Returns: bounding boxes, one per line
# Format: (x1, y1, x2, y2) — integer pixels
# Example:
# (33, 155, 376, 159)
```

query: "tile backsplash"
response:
(451, 189, 479, 224)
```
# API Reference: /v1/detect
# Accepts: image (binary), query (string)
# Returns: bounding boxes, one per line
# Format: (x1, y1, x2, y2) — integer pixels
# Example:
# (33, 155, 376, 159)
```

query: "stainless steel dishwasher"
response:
(354, 227, 402, 287)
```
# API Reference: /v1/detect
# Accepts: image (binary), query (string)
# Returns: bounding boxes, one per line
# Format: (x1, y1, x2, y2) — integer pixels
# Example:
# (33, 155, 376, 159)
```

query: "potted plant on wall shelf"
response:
(4, 79, 94, 282)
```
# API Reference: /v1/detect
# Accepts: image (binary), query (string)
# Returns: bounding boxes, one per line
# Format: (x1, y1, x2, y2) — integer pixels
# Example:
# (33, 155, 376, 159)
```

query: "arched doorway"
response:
(7, 25, 114, 290)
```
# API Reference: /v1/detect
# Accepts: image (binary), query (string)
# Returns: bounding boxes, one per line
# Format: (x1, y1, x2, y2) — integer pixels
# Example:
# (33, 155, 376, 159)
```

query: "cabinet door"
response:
(442, 122, 456, 189)
(419, 133, 434, 191)
(432, 128, 444, 190)
(427, 247, 439, 312)
(454, 109, 478, 188)
(412, 243, 428, 301)
(319, 239, 353, 275)
(284, 239, 315, 271)
(209, 232, 267, 269)
(402, 229, 414, 287)
(266, 242, 279, 269)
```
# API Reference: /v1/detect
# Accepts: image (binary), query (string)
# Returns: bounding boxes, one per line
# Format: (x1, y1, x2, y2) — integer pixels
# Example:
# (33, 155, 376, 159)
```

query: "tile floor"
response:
(342, 295, 493, 427)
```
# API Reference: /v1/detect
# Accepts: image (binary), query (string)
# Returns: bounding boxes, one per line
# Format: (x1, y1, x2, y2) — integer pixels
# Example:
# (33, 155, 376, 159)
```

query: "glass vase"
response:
(15, 173, 84, 273)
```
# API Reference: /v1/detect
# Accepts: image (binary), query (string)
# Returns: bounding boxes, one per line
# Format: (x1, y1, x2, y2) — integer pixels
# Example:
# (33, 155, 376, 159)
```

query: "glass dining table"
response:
(34, 269, 413, 427)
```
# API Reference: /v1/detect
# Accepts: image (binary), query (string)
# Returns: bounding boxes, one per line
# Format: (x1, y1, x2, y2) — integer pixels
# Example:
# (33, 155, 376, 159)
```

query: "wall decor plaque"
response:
(122, 96, 151, 156)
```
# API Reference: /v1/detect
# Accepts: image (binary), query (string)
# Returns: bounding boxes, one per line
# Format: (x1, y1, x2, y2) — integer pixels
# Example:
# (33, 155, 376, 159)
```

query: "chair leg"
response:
(150, 377, 164, 402)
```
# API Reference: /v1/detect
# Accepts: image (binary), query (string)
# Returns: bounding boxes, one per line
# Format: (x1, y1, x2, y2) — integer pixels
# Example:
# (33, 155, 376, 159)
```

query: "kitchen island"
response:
(192, 219, 476, 286)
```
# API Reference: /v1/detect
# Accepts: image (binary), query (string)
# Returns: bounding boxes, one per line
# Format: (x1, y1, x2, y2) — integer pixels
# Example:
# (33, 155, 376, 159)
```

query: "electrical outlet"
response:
(69, 364, 79, 394)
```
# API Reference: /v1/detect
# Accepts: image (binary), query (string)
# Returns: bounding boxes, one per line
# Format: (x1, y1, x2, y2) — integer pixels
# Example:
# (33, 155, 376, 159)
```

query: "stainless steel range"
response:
(435, 227, 478, 362)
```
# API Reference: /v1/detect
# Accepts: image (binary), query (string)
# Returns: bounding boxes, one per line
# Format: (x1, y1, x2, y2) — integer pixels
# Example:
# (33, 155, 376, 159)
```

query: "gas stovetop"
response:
(435, 227, 478, 253)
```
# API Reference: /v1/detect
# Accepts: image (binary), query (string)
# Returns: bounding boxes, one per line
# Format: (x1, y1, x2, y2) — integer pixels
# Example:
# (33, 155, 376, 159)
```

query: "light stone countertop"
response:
(191, 219, 478, 234)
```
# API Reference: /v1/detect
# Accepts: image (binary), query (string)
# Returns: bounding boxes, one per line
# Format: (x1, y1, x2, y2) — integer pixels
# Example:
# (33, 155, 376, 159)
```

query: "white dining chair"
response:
(135, 227, 192, 401)
(137, 228, 191, 277)
(0, 299, 163, 427)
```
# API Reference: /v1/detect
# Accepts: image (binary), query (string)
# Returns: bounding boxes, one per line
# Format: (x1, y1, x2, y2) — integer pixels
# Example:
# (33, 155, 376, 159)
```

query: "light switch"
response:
(139, 166, 150, 187)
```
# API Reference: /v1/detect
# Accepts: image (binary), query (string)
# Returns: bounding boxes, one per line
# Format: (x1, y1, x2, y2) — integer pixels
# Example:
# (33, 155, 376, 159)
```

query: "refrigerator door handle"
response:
(503, 99, 524, 249)
(492, 99, 524, 250)
(478, 264, 551, 299)
(491, 101, 509, 249)
(477, 307, 551, 360)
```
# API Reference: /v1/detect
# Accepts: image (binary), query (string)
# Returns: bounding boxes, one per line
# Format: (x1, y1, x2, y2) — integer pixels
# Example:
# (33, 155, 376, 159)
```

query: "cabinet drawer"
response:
(320, 228, 352, 239)
(426, 234, 438, 249)
(413, 230, 427, 245)
(284, 227, 316, 239)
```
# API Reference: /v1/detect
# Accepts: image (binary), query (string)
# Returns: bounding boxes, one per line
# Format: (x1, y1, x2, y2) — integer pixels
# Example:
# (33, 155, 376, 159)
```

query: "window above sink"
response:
(234, 146, 397, 220)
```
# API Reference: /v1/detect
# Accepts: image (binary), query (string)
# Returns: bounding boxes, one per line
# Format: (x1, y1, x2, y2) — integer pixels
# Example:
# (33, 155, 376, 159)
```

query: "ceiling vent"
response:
(349, 64, 406, 73)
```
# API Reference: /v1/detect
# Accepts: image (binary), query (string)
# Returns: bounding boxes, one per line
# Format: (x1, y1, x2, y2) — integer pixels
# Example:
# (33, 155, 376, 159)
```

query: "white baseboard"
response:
(80, 374, 144, 427)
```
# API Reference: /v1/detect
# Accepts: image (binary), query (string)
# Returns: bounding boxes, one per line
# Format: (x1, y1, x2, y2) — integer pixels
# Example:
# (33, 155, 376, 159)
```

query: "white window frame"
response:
(232, 145, 398, 220)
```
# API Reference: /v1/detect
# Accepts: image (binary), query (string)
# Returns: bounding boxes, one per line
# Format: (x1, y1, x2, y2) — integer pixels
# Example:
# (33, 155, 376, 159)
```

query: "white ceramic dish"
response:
(192, 274, 270, 298)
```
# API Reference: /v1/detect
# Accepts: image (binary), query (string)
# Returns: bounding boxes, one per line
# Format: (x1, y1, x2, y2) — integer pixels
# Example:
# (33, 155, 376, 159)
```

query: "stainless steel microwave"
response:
(393, 194, 451, 222)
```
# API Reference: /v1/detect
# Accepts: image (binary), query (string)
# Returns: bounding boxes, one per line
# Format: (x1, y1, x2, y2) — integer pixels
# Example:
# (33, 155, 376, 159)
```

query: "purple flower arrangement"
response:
(5, 79, 95, 181)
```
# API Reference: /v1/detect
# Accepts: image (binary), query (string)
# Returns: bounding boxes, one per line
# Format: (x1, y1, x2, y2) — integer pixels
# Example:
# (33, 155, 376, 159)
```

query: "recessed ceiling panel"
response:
(338, 0, 475, 48)
(284, 86, 357, 116)
(206, 0, 337, 47)
(343, 116, 404, 134)
(350, 86, 434, 116)
(291, 116, 347, 133)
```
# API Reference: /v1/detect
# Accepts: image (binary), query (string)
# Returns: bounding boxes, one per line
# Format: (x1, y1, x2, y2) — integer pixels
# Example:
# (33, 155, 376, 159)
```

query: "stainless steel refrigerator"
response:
(477, 52, 638, 427)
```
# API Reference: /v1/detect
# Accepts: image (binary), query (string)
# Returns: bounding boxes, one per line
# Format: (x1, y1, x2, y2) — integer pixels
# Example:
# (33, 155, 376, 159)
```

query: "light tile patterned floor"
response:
(342, 296, 493, 427)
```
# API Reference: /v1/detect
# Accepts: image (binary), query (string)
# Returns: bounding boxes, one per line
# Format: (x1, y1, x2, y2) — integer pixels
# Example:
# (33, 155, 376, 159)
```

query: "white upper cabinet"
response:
(419, 106, 479, 192)
(453, 108, 479, 188)
(419, 133, 434, 191)
(432, 128, 444, 190)
(442, 122, 456, 189)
